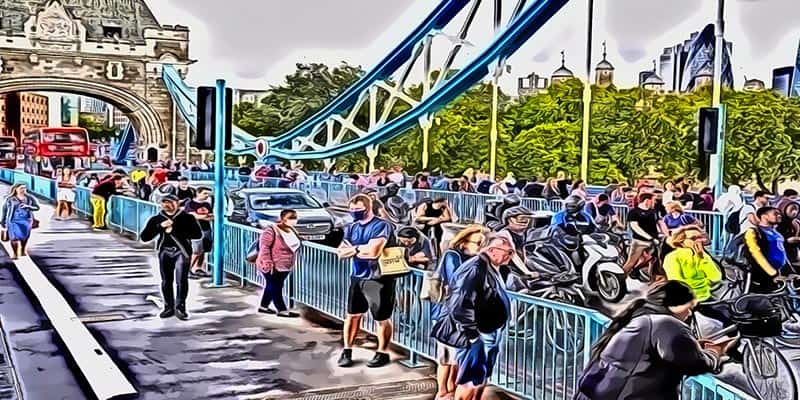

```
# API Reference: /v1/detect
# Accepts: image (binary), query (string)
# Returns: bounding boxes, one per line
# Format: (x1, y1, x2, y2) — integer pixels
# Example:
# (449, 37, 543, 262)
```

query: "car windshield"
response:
(44, 132, 86, 143)
(249, 192, 320, 210)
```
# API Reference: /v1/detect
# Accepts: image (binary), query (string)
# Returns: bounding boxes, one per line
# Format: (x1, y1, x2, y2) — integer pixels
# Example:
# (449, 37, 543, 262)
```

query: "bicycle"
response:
(716, 260, 800, 349)
(694, 287, 798, 400)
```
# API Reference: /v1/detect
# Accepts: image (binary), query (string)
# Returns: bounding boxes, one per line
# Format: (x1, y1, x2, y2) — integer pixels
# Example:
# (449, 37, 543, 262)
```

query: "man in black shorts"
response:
(337, 194, 395, 368)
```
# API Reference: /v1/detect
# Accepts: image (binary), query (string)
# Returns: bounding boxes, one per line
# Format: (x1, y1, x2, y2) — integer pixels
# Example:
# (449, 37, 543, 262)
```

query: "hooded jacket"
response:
(575, 305, 719, 400)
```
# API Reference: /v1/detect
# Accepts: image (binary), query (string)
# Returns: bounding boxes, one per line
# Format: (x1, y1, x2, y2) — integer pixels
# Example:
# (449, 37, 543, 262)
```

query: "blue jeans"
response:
(260, 271, 290, 312)
(455, 329, 503, 386)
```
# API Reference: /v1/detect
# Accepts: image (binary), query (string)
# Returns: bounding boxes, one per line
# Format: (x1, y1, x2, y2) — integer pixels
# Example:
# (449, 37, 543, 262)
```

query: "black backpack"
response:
(477, 180, 493, 194)
(723, 228, 762, 268)
(725, 209, 742, 235)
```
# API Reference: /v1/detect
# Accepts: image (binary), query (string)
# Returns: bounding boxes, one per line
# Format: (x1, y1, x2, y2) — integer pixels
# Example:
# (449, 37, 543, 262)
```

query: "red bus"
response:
(0, 137, 16, 169)
(22, 127, 91, 176)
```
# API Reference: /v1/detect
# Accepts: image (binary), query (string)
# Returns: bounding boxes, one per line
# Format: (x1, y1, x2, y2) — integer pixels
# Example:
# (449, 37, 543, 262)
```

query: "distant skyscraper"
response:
(79, 96, 106, 114)
(659, 45, 682, 92)
(105, 105, 130, 130)
(772, 66, 794, 96)
(791, 39, 800, 98)
(656, 28, 733, 93)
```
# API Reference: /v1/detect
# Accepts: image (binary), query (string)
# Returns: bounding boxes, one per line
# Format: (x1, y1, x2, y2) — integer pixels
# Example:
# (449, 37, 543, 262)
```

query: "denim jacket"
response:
(1, 196, 40, 228)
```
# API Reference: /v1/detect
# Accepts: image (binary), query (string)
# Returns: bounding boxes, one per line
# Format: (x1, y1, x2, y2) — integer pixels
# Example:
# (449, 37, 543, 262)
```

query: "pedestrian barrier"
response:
(0, 169, 752, 400)
(259, 176, 729, 253)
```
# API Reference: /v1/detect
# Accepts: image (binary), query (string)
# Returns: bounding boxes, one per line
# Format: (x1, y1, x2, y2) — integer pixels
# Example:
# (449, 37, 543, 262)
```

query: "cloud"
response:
(734, 0, 800, 58)
(619, 47, 647, 63)
(146, 0, 800, 90)
(162, 0, 415, 82)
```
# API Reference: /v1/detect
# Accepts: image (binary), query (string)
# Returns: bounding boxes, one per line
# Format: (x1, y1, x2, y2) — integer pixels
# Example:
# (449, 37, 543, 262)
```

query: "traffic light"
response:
(195, 86, 233, 150)
(698, 107, 719, 154)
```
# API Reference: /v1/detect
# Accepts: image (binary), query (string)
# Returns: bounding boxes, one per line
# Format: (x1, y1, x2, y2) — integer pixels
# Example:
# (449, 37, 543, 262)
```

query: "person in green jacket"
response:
(663, 227, 737, 344)
(663, 227, 721, 302)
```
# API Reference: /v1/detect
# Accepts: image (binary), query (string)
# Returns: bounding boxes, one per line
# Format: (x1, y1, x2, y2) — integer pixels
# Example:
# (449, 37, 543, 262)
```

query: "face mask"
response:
(350, 210, 367, 221)
(285, 219, 298, 227)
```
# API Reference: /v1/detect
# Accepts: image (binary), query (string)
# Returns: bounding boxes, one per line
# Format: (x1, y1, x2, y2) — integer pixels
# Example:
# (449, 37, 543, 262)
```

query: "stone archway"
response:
(0, 76, 164, 147)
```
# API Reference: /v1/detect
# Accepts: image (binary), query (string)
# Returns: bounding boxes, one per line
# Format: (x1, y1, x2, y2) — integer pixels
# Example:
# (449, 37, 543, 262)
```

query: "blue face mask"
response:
(350, 209, 367, 221)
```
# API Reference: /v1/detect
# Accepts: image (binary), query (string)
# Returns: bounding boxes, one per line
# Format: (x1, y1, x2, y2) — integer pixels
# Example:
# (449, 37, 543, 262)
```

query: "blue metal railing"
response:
(0, 168, 753, 400)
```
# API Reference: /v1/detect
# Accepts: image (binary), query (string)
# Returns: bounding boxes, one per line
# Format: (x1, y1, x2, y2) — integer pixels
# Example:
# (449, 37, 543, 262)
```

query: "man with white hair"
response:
(432, 232, 514, 400)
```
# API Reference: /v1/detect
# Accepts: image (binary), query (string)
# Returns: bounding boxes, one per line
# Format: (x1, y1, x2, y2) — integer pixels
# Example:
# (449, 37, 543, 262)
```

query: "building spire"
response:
(602, 41, 607, 60)
(561, 50, 566, 67)
(652, 59, 657, 72)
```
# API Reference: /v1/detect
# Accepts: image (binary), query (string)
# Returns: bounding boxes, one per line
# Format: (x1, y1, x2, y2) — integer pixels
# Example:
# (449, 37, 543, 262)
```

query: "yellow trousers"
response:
(91, 195, 106, 228)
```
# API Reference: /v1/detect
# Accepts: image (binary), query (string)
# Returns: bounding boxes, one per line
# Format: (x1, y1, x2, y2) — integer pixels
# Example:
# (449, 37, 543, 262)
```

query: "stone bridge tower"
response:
(0, 0, 193, 160)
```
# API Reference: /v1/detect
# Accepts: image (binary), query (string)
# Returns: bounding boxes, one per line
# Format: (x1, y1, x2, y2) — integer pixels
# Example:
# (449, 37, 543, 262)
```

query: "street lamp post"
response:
(488, 0, 502, 179)
(708, 0, 726, 198)
(579, 0, 594, 183)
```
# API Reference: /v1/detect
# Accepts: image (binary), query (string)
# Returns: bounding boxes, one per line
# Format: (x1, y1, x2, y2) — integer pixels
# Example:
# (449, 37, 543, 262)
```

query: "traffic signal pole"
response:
(212, 79, 227, 287)
(709, 0, 726, 198)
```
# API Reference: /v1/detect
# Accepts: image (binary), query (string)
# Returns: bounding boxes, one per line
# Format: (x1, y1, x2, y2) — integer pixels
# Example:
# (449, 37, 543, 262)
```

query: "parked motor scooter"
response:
(524, 227, 627, 303)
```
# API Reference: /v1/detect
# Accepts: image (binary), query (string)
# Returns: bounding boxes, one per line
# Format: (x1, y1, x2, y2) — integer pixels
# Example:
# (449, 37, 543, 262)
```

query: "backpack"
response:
(723, 228, 762, 268)
(725, 208, 742, 235)
(477, 180, 493, 194)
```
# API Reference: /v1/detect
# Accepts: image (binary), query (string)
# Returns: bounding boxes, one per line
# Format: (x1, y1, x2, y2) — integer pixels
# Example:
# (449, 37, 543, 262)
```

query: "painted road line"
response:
(1, 241, 137, 400)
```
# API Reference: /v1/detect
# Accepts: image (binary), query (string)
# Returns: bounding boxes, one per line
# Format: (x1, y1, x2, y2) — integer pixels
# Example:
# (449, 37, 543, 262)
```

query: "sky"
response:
(148, 0, 800, 93)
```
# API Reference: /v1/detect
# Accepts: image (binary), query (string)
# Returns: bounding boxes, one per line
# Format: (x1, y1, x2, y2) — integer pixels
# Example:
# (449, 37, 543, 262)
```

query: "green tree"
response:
(231, 62, 800, 189)
(78, 114, 118, 142)
(232, 63, 365, 138)
(724, 89, 800, 192)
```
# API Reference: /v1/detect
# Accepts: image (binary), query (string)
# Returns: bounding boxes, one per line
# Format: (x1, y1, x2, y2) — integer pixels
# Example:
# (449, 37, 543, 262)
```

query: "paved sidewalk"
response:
(13, 191, 435, 399)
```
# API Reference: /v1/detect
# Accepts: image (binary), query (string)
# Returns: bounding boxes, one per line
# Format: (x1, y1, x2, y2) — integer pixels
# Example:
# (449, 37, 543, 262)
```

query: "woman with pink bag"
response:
(256, 209, 301, 317)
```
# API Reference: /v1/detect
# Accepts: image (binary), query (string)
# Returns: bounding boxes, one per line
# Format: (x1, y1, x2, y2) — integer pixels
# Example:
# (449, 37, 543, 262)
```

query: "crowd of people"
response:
(317, 162, 800, 399)
(12, 157, 800, 399)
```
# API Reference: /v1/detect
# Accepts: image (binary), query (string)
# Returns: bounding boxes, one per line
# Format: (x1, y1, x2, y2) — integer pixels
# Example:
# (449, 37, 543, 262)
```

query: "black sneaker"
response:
(175, 308, 189, 321)
(366, 352, 391, 368)
(258, 307, 276, 315)
(159, 308, 175, 318)
(337, 349, 354, 368)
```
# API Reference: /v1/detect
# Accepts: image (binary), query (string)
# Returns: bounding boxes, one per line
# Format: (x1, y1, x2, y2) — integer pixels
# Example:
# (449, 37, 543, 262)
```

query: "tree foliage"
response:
(233, 63, 800, 188)
(78, 114, 118, 142)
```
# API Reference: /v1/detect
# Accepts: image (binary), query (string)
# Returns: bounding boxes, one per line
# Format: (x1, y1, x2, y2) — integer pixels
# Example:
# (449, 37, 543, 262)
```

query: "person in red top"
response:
(256, 209, 301, 317)
(152, 168, 168, 187)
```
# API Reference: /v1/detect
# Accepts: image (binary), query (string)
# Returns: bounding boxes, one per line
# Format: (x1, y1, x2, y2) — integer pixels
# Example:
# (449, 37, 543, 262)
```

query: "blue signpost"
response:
(212, 79, 227, 287)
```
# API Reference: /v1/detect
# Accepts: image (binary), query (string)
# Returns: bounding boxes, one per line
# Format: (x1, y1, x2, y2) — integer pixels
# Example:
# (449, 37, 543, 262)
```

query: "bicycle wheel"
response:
(544, 308, 584, 354)
(743, 339, 799, 400)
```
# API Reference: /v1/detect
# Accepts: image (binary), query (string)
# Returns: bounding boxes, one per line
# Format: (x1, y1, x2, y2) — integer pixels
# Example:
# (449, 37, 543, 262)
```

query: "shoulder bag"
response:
(246, 225, 278, 264)
(378, 246, 410, 277)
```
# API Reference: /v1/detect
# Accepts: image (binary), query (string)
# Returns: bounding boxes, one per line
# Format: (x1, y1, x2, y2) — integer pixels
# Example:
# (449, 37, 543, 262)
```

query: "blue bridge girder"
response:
(163, 0, 570, 162)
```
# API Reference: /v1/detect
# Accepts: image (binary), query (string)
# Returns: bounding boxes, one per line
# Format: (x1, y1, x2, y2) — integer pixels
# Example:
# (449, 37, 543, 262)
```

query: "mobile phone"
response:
(712, 335, 738, 346)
